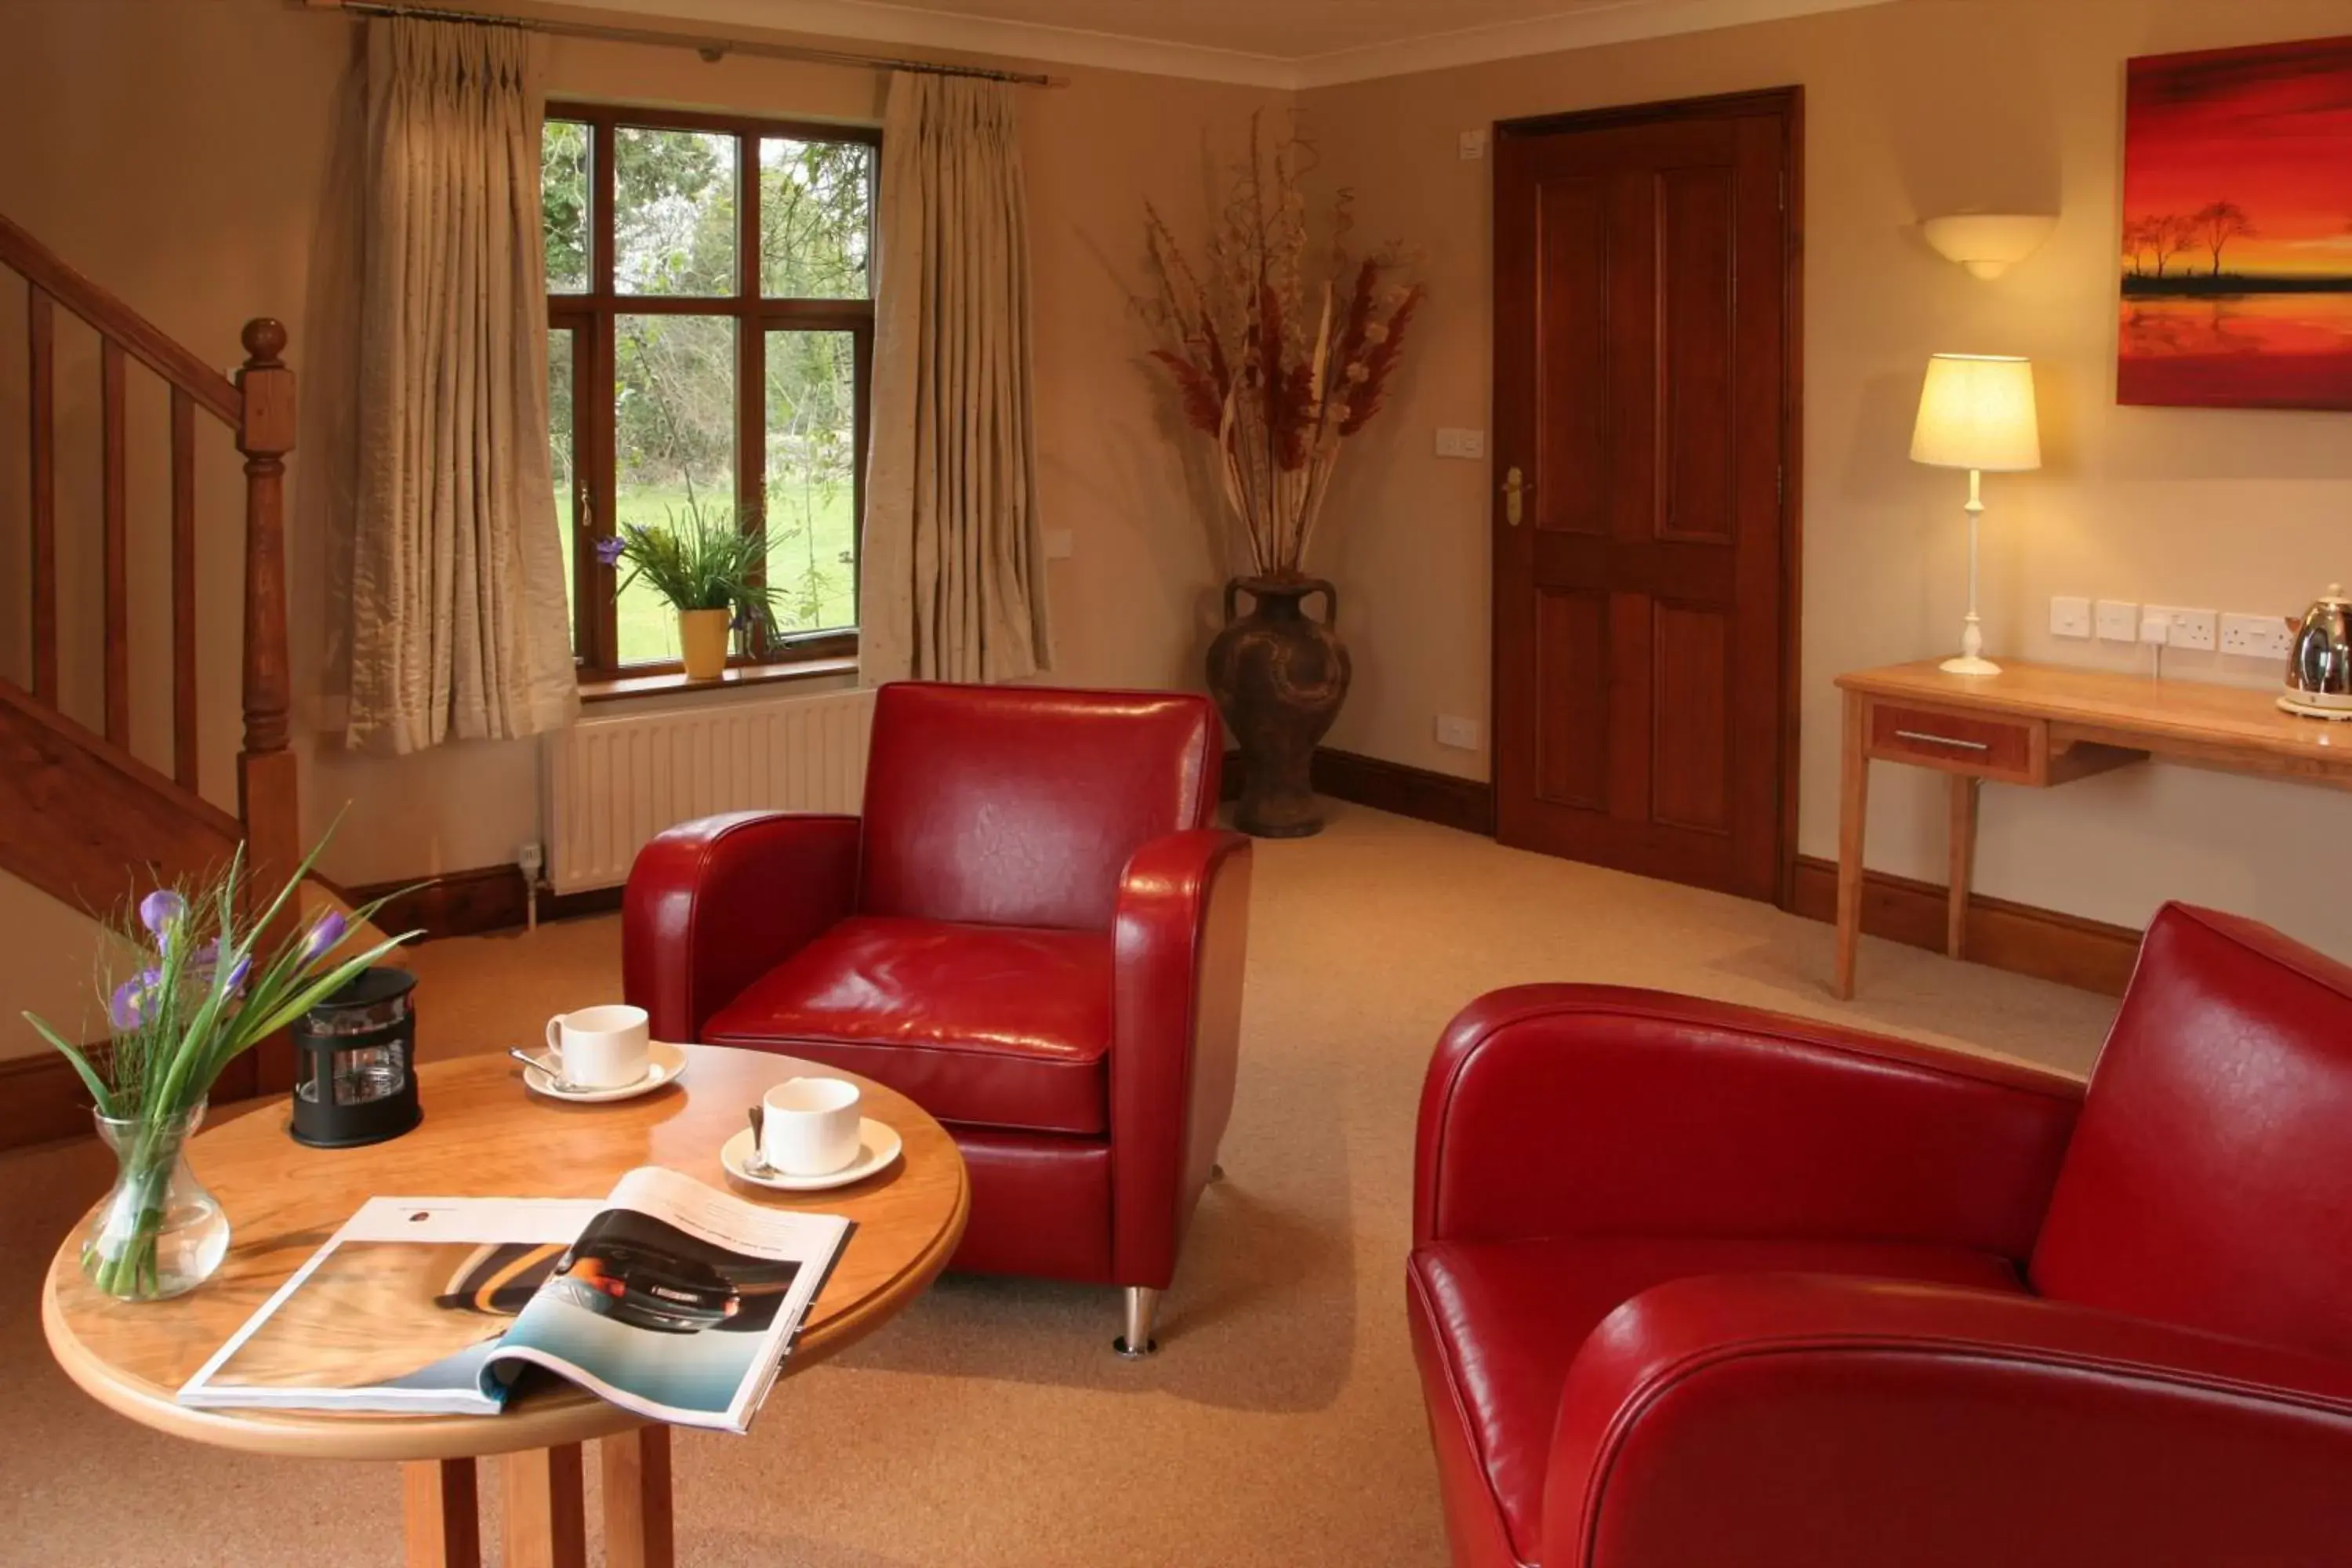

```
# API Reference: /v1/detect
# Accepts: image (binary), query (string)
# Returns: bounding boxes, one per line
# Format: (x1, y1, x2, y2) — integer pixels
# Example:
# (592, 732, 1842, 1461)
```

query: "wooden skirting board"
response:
(358, 866, 625, 944)
(0, 755, 2136, 1156)
(1221, 746, 1498, 836)
(1, 1041, 262, 1156)
(1227, 746, 2138, 998)
(1786, 855, 2139, 998)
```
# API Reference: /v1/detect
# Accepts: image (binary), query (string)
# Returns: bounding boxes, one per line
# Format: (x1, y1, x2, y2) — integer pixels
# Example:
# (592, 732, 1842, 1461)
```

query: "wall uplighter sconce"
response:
(1922, 214, 2058, 279)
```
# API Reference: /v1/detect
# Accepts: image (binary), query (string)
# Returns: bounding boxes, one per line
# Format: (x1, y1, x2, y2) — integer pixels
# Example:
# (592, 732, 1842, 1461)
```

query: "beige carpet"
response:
(1, 804, 2118, 1566)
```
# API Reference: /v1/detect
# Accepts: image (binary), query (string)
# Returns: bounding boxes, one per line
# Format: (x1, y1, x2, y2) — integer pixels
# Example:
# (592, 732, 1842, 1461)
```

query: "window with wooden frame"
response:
(541, 103, 877, 678)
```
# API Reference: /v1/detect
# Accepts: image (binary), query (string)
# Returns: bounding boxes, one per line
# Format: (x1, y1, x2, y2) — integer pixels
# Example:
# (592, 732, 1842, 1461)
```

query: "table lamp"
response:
(1911, 353, 2041, 675)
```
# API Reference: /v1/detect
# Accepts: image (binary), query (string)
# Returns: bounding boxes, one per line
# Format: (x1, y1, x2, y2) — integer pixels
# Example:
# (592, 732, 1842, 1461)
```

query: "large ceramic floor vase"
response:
(1207, 575, 1352, 838)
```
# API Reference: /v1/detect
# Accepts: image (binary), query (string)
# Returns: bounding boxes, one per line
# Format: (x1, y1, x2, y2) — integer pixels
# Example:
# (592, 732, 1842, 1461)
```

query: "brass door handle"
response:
(1502, 466, 1531, 526)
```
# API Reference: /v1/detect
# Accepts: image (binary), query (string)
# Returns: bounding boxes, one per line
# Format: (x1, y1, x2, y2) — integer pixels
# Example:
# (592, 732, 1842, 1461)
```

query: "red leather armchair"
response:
(624, 681, 1251, 1354)
(1410, 902, 2352, 1568)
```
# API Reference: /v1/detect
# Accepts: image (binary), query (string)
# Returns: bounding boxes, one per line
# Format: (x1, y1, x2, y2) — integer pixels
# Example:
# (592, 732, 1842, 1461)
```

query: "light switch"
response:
(2096, 600, 2140, 642)
(1436, 428, 1486, 460)
(2049, 596, 2092, 638)
(1459, 129, 1487, 162)
(1436, 714, 1480, 750)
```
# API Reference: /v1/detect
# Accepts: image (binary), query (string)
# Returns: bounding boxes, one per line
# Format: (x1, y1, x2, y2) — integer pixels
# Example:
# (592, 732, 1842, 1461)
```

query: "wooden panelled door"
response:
(1492, 89, 1799, 903)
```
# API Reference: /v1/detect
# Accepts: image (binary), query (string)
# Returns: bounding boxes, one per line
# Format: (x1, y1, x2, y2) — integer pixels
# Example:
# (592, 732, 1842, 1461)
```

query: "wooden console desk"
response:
(1834, 660, 2352, 998)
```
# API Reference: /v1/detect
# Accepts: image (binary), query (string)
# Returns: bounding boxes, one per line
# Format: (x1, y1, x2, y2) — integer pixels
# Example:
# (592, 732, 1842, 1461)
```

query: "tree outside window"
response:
(542, 107, 875, 676)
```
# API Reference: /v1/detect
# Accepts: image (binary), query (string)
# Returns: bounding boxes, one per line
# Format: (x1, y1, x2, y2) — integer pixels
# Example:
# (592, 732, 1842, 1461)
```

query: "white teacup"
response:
(541, 1004, 652, 1089)
(762, 1077, 862, 1175)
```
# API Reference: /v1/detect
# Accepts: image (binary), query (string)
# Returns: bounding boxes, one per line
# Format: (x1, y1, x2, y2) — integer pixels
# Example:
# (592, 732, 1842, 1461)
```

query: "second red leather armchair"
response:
(624, 681, 1251, 1354)
(1410, 903, 2352, 1566)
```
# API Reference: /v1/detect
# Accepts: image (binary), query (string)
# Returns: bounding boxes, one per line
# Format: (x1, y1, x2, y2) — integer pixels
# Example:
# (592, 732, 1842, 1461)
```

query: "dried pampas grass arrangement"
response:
(1142, 114, 1424, 579)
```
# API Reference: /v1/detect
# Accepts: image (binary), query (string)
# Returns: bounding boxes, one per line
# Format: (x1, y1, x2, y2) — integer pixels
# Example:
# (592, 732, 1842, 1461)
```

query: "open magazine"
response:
(178, 1166, 853, 1434)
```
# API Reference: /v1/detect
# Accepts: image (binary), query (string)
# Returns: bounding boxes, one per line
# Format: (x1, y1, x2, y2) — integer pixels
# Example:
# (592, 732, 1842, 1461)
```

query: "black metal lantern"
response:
(289, 967, 421, 1148)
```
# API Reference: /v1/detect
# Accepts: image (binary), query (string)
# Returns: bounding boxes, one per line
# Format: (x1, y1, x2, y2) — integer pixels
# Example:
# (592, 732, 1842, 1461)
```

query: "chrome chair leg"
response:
(1114, 1286, 1161, 1358)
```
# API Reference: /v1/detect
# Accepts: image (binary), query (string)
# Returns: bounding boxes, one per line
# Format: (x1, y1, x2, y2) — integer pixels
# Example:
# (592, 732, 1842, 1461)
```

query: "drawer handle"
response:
(1893, 728, 1990, 753)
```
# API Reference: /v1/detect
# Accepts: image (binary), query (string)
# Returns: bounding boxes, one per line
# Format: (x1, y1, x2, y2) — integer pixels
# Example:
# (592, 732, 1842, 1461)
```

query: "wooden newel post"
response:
(235, 317, 301, 1095)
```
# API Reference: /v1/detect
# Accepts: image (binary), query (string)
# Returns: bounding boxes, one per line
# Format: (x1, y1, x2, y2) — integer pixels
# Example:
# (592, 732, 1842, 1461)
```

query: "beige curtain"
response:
(346, 16, 577, 753)
(861, 72, 1052, 684)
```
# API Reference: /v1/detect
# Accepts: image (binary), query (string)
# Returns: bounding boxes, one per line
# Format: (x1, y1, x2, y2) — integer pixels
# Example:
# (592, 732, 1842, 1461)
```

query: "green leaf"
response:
(24, 1013, 119, 1118)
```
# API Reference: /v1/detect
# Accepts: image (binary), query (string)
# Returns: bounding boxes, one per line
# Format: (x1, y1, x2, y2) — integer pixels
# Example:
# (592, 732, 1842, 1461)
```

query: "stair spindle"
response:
(102, 338, 128, 747)
(27, 285, 56, 705)
(172, 386, 198, 791)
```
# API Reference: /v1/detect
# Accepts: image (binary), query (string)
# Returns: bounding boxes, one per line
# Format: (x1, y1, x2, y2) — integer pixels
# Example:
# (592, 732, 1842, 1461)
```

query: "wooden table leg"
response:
(1947, 774, 1980, 960)
(502, 1443, 587, 1568)
(1833, 689, 1870, 1000)
(602, 1425, 677, 1568)
(402, 1457, 481, 1568)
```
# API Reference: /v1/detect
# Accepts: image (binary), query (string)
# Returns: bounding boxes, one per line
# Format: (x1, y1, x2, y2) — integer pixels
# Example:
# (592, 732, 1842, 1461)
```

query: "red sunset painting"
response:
(2118, 34, 2352, 411)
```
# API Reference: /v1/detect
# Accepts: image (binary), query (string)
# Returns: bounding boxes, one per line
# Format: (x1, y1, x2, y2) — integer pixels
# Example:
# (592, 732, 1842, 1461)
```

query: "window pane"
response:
(615, 314, 738, 666)
(614, 127, 736, 296)
(760, 139, 874, 299)
(764, 329, 857, 634)
(547, 326, 578, 641)
(542, 121, 590, 293)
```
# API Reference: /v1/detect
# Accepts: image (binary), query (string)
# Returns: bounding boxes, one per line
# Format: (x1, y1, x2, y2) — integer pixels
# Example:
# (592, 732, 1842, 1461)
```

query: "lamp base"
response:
(1939, 654, 2003, 677)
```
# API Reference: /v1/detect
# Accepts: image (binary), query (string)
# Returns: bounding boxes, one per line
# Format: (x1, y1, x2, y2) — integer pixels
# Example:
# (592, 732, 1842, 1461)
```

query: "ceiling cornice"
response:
(556, 0, 1301, 87)
(1291, 0, 1896, 88)
(556, 0, 1898, 89)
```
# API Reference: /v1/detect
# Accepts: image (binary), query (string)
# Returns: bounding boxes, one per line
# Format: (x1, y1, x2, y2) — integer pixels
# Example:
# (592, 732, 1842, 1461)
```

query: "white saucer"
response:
(720, 1120, 902, 1192)
(521, 1040, 688, 1102)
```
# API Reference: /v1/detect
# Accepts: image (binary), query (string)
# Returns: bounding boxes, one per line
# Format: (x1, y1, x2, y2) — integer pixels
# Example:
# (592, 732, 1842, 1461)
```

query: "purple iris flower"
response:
(139, 889, 187, 946)
(594, 535, 628, 568)
(109, 978, 150, 1031)
(191, 939, 252, 998)
(300, 911, 347, 964)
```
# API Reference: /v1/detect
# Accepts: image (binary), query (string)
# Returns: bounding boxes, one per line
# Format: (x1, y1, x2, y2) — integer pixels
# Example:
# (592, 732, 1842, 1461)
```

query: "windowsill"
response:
(578, 656, 859, 706)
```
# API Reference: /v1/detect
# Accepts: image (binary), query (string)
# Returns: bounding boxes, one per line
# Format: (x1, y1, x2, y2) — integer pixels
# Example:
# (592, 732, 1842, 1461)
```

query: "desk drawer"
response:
(1867, 702, 2038, 781)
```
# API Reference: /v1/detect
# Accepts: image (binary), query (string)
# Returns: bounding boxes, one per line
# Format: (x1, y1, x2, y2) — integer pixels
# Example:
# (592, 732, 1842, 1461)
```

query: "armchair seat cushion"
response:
(1408, 1235, 2028, 1566)
(702, 916, 1114, 1135)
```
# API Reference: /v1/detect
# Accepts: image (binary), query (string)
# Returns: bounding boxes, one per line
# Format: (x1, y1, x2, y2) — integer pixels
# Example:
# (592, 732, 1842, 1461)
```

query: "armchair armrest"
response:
(622, 811, 862, 1042)
(1109, 828, 1253, 1287)
(1415, 986, 2084, 1257)
(1544, 1273, 2352, 1568)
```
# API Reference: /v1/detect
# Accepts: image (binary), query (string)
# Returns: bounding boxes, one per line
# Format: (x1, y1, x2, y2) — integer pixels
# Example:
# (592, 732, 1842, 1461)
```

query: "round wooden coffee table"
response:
(42, 1044, 968, 1568)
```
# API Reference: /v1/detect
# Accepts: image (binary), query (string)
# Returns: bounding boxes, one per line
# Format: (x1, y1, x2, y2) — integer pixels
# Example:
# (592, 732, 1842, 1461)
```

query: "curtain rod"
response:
(331, 0, 1065, 86)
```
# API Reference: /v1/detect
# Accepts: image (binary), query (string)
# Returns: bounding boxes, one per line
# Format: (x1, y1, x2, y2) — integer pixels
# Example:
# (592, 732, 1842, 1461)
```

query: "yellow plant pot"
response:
(678, 608, 731, 681)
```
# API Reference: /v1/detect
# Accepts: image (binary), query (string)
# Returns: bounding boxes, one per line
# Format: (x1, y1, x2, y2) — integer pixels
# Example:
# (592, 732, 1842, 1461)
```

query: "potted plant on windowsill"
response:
(595, 496, 780, 681)
(1139, 115, 1424, 838)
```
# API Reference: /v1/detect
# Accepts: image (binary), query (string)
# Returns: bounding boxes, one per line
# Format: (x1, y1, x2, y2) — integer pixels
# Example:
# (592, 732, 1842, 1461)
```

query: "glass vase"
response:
(82, 1102, 229, 1302)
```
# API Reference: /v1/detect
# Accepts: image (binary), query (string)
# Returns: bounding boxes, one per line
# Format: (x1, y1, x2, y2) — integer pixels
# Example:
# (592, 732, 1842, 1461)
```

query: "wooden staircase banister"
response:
(3, 212, 302, 1093)
(0, 209, 242, 426)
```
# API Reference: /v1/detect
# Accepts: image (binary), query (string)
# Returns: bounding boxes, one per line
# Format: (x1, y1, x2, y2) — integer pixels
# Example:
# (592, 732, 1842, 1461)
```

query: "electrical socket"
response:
(2049, 596, 2092, 638)
(2143, 605, 2217, 652)
(1435, 714, 1480, 750)
(2220, 611, 2296, 661)
(1458, 129, 1488, 161)
(2095, 600, 2140, 641)
(1435, 428, 1486, 460)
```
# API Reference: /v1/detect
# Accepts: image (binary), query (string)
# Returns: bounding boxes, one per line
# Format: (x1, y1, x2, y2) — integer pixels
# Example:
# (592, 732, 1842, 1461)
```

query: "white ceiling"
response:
(565, 0, 1897, 87)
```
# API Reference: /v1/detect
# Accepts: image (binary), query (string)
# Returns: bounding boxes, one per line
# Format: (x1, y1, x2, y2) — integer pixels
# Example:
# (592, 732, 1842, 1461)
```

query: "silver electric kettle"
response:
(2285, 584, 2352, 715)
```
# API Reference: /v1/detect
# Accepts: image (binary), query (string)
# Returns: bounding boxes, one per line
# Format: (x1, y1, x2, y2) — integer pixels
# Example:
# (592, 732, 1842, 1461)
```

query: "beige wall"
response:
(1301, 0, 2352, 955)
(0, 0, 1277, 898)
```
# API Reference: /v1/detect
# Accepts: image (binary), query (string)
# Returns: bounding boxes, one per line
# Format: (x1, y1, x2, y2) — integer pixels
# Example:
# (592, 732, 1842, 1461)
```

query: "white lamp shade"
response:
(1911, 354, 2042, 472)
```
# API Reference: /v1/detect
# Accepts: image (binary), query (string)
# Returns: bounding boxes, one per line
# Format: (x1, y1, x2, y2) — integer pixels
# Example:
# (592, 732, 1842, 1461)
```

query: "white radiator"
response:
(543, 685, 877, 893)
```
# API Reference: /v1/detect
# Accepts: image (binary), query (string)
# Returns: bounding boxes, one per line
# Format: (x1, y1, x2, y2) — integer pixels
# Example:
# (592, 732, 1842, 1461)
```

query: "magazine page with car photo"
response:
(176, 1166, 853, 1435)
